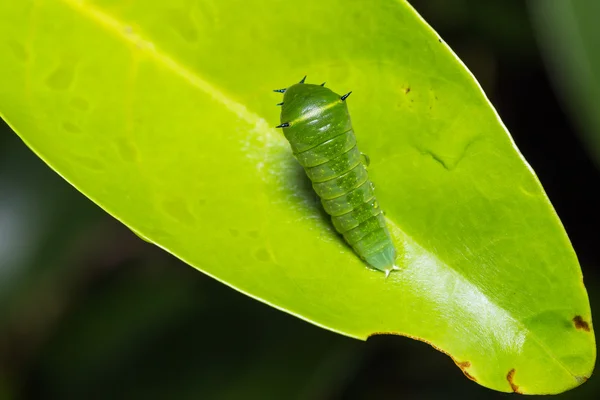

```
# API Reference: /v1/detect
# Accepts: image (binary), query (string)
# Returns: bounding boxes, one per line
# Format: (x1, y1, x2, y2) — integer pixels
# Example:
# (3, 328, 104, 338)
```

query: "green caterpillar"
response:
(275, 77, 398, 276)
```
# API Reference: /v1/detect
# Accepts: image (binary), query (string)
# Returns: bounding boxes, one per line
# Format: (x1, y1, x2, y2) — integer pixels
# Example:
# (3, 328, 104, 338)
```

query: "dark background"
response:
(1, 1, 598, 399)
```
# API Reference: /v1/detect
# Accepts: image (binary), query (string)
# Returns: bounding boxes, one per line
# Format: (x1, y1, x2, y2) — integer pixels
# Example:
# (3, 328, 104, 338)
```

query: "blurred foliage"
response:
(1, 0, 599, 398)
(530, 0, 600, 168)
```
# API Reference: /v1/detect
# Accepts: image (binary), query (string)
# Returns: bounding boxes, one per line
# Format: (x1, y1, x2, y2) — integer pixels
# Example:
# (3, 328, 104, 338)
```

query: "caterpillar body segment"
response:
(276, 79, 397, 275)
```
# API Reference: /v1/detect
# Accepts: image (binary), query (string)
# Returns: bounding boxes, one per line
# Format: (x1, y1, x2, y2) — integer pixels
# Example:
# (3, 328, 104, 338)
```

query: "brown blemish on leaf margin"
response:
(573, 316, 591, 331)
(507, 369, 521, 393)
(368, 332, 476, 382)
(456, 361, 477, 382)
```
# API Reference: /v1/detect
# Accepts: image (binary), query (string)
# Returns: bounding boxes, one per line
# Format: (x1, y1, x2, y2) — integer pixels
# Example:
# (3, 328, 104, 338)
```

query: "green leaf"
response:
(530, 0, 600, 168)
(0, 0, 594, 394)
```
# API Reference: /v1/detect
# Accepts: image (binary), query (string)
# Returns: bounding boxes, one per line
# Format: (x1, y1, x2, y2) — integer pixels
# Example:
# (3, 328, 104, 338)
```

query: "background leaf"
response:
(0, 0, 594, 394)
(530, 0, 600, 168)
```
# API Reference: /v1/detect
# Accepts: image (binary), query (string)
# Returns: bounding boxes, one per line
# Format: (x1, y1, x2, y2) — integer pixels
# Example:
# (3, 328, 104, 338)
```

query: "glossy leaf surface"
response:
(0, 0, 594, 393)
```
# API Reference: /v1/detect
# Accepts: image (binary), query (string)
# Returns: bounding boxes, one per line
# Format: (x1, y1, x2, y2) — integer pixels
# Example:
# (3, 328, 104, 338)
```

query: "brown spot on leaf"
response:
(507, 369, 521, 393)
(405, 87, 411, 94)
(573, 316, 591, 331)
(456, 361, 477, 382)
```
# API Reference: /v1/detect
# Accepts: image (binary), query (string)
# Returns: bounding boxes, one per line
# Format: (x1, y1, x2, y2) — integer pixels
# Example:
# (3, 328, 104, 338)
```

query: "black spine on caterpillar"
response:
(275, 78, 397, 276)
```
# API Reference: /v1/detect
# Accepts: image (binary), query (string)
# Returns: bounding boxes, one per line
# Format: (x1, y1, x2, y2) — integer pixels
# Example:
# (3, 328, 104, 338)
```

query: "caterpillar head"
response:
(278, 83, 353, 152)
(280, 83, 341, 124)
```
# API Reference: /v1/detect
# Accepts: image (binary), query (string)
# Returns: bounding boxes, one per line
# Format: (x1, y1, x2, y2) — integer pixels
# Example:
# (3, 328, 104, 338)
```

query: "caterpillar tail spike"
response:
(320, 82, 326, 86)
(276, 122, 290, 128)
(341, 91, 352, 101)
(273, 88, 287, 93)
(384, 265, 401, 280)
(299, 75, 307, 84)
(276, 102, 284, 106)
